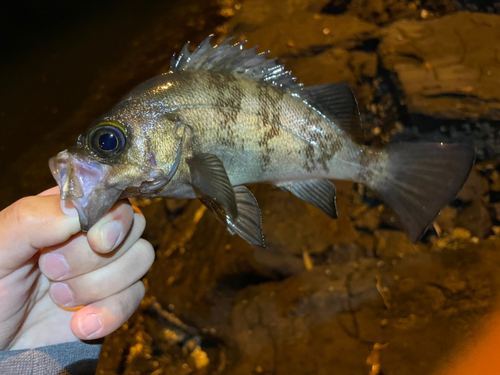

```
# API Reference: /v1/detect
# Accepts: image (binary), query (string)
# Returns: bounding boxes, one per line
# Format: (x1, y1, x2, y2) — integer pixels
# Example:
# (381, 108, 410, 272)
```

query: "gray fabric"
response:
(0, 340, 101, 375)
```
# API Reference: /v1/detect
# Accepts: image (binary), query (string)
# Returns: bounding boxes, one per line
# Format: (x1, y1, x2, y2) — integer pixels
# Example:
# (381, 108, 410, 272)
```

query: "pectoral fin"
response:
(277, 180, 338, 218)
(187, 153, 237, 219)
(200, 186, 265, 247)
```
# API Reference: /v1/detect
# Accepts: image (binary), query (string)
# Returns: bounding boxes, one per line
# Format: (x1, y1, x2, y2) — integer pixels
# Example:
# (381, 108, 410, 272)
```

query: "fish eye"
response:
(88, 121, 127, 158)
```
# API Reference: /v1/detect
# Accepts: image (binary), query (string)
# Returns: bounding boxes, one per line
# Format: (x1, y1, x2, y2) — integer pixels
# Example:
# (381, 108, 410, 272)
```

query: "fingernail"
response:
(42, 254, 70, 280)
(78, 314, 103, 338)
(51, 283, 74, 306)
(60, 200, 78, 216)
(100, 221, 122, 251)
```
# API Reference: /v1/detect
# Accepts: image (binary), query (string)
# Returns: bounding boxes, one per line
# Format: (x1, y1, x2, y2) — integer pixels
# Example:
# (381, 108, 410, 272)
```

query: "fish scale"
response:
(166, 71, 359, 182)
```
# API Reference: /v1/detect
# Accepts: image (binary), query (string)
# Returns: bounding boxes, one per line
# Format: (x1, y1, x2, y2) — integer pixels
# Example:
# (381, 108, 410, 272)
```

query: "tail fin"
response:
(372, 143, 476, 242)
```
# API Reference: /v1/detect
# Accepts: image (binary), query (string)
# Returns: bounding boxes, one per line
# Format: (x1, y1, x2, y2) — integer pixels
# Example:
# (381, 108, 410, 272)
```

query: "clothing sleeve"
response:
(0, 340, 102, 375)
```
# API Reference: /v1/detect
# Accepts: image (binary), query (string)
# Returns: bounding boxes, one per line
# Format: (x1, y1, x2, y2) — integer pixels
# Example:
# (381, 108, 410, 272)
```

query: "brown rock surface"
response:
(286, 49, 378, 87)
(455, 201, 493, 238)
(225, 0, 332, 30)
(245, 13, 379, 57)
(379, 12, 500, 120)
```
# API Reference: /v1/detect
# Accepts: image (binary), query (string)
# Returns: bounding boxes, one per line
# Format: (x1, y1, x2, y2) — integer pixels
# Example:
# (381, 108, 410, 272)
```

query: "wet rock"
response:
(455, 201, 493, 238)
(490, 202, 500, 221)
(244, 13, 379, 57)
(375, 229, 424, 258)
(379, 12, 500, 120)
(226, 0, 332, 32)
(352, 206, 382, 232)
(489, 170, 500, 192)
(379, 205, 405, 231)
(286, 48, 378, 87)
(220, 245, 500, 375)
(452, 0, 500, 13)
(347, 0, 422, 25)
(224, 261, 382, 375)
(354, 233, 377, 255)
(456, 169, 489, 202)
(253, 247, 306, 277)
(435, 205, 459, 235)
(452, 227, 472, 241)
(255, 183, 359, 255)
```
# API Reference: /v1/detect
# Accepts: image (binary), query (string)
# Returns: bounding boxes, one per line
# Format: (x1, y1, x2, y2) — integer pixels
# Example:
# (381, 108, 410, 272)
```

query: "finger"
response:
(39, 211, 146, 281)
(87, 200, 135, 254)
(38, 186, 60, 196)
(70, 281, 145, 340)
(37, 187, 78, 216)
(49, 239, 154, 307)
(0, 195, 80, 277)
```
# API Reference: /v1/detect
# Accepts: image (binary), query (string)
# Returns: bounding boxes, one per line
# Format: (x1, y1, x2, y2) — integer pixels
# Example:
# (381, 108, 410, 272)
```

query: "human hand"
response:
(0, 187, 154, 350)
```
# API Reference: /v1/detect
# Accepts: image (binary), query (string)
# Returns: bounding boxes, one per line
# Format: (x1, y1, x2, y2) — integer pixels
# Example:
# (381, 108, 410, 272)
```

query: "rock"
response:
(253, 247, 306, 277)
(379, 205, 405, 231)
(225, 0, 332, 33)
(222, 246, 500, 375)
(435, 206, 459, 235)
(457, 169, 489, 202)
(453, 227, 472, 240)
(286, 48, 378, 87)
(489, 170, 500, 192)
(375, 229, 424, 258)
(379, 13, 500, 120)
(255, 182, 359, 255)
(244, 13, 379, 57)
(225, 261, 382, 375)
(347, 0, 422, 25)
(455, 201, 493, 238)
(352, 206, 382, 232)
(491, 202, 500, 221)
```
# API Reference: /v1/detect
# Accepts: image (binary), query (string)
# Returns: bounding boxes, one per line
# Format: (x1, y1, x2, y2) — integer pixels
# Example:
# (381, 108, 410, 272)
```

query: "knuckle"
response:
(10, 197, 36, 228)
(118, 282, 145, 313)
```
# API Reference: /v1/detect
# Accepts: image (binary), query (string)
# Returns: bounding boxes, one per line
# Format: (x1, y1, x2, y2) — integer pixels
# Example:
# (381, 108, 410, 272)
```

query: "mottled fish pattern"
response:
(49, 36, 476, 247)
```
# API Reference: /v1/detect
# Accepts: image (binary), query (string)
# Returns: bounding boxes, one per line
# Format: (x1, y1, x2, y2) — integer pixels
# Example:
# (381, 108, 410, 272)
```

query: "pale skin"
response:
(0, 186, 154, 350)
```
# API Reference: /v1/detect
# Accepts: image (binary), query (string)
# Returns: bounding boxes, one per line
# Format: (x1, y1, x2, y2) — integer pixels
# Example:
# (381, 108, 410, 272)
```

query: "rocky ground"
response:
(18, 1, 498, 374)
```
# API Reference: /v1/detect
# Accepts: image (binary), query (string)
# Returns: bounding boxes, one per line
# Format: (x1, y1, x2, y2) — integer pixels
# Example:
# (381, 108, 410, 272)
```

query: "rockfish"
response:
(49, 36, 475, 247)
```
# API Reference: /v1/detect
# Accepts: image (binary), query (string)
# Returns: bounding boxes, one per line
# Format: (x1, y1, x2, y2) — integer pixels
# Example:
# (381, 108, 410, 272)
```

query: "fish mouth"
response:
(49, 150, 122, 231)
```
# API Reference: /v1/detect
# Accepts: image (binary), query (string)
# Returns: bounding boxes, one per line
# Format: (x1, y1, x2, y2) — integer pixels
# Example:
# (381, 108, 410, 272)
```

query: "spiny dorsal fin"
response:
(170, 35, 302, 93)
(302, 83, 364, 144)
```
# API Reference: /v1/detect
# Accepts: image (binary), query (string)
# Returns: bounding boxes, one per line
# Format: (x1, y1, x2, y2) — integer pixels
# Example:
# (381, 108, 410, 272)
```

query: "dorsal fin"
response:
(302, 83, 365, 144)
(170, 35, 302, 93)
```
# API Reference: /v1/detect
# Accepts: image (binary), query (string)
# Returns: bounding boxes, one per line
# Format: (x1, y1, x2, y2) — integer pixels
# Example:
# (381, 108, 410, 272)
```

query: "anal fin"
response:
(227, 186, 265, 247)
(277, 180, 338, 219)
(200, 186, 265, 247)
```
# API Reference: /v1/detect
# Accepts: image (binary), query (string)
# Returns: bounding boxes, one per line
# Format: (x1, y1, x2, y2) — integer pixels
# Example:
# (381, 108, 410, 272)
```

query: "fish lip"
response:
(49, 150, 120, 231)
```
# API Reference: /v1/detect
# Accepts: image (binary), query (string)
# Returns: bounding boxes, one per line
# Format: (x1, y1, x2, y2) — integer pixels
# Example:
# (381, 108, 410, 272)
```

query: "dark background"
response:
(0, 0, 223, 209)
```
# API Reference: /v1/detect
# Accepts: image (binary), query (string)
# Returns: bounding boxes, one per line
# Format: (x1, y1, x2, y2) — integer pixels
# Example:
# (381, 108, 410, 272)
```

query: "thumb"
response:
(0, 187, 80, 278)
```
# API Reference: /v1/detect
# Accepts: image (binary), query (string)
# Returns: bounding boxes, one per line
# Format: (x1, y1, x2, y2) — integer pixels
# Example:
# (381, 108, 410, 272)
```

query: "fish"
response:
(49, 36, 476, 247)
